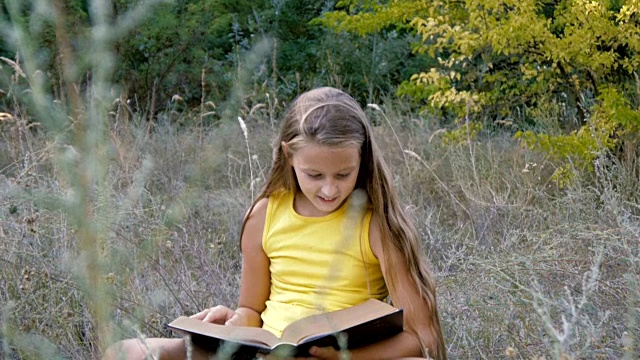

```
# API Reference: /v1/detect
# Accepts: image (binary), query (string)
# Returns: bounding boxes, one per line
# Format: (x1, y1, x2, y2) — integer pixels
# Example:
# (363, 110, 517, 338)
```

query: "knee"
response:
(102, 339, 142, 360)
(102, 338, 192, 360)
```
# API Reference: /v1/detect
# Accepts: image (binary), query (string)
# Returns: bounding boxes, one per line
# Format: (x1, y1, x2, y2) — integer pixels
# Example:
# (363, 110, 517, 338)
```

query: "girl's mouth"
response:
(318, 196, 338, 204)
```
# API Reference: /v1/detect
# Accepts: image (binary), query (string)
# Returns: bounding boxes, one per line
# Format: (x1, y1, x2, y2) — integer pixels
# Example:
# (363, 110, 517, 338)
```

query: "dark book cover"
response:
(166, 300, 404, 359)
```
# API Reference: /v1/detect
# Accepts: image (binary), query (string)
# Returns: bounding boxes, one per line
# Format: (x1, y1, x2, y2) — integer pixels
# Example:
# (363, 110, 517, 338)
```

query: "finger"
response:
(202, 308, 222, 323)
(189, 309, 209, 320)
(203, 306, 230, 324)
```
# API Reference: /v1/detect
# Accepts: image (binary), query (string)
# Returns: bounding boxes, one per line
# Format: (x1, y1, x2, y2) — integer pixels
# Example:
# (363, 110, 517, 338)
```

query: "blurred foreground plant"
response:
(0, 0, 170, 356)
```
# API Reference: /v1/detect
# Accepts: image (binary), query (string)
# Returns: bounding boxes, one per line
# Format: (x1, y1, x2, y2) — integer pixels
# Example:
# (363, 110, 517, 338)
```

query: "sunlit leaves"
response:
(319, 0, 640, 185)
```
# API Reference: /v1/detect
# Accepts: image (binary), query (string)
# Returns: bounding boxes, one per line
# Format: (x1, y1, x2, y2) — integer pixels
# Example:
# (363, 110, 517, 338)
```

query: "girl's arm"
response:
(192, 199, 270, 327)
(235, 198, 271, 327)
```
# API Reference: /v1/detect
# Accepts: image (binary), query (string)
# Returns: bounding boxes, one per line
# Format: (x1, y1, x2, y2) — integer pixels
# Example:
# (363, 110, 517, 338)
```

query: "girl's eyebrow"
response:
(301, 165, 358, 173)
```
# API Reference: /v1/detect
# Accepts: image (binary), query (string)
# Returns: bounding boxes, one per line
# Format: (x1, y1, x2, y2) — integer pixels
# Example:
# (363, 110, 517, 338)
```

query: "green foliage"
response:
(0, 0, 87, 100)
(405, 0, 640, 121)
(442, 120, 483, 145)
(311, 29, 434, 103)
(320, 0, 640, 183)
(114, 0, 271, 112)
(1, 0, 426, 115)
(318, 0, 427, 35)
(322, 0, 640, 111)
(516, 86, 640, 185)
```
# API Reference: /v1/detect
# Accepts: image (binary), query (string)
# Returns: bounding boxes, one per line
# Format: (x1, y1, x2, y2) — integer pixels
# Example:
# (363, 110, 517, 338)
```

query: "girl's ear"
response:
(281, 142, 293, 165)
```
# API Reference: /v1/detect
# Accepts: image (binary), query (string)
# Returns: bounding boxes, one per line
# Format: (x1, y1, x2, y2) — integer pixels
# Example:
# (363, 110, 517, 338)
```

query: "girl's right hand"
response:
(190, 306, 244, 326)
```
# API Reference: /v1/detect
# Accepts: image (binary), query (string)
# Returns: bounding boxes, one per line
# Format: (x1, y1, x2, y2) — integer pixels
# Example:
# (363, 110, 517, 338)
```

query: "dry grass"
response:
(367, 105, 637, 359)
(0, 95, 638, 359)
(0, 3, 638, 358)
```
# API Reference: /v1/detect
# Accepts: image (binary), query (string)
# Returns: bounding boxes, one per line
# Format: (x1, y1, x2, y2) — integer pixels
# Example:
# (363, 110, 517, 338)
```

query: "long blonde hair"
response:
(240, 87, 446, 359)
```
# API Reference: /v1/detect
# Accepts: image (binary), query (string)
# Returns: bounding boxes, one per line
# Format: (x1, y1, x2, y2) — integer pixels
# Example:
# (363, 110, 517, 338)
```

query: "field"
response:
(1, 1, 639, 357)
(1, 92, 638, 359)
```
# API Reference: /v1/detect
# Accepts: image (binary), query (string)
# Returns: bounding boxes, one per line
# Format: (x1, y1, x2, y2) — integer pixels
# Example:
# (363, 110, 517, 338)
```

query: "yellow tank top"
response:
(260, 189, 388, 336)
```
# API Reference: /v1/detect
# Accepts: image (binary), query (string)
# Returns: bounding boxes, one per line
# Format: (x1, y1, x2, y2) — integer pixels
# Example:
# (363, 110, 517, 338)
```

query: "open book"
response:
(166, 299, 403, 359)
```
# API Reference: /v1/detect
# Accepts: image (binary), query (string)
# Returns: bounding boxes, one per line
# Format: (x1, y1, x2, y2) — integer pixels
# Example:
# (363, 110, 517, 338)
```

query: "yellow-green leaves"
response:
(319, 0, 640, 115)
(314, 0, 428, 36)
(319, 0, 639, 186)
(515, 86, 640, 185)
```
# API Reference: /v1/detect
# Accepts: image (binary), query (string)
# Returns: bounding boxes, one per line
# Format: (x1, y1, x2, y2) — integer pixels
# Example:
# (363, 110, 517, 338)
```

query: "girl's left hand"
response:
(304, 346, 342, 360)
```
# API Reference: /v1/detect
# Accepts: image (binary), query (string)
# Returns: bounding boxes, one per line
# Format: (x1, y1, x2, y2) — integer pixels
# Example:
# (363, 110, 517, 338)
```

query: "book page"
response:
(167, 317, 281, 348)
(280, 299, 399, 344)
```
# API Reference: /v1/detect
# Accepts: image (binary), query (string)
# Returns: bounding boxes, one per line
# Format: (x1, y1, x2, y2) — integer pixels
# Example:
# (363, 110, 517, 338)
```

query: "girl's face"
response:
(290, 143, 361, 217)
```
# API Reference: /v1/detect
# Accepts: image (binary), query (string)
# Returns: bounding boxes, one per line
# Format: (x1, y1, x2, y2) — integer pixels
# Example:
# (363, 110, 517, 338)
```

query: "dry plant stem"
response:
(85, 0, 127, 352)
(201, 66, 206, 121)
(267, 92, 277, 129)
(0, 57, 32, 171)
(403, 149, 476, 240)
(624, 275, 638, 360)
(51, 0, 84, 126)
(272, 39, 278, 98)
(367, 104, 410, 173)
(50, 0, 110, 355)
(199, 66, 206, 146)
(238, 117, 254, 201)
(2, 92, 32, 172)
(465, 101, 480, 191)
(148, 78, 158, 131)
(492, 250, 605, 357)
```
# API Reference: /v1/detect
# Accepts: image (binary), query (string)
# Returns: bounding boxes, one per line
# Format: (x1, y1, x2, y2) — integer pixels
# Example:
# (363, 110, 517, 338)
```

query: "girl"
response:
(104, 87, 446, 360)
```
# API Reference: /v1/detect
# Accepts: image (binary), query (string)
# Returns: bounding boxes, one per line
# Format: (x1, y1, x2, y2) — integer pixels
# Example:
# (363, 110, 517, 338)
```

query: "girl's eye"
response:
(336, 173, 350, 179)
(307, 173, 322, 179)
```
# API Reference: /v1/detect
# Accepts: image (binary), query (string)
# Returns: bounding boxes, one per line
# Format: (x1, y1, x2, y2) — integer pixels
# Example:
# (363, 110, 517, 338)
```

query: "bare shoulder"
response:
(246, 197, 269, 221)
(241, 197, 269, 253)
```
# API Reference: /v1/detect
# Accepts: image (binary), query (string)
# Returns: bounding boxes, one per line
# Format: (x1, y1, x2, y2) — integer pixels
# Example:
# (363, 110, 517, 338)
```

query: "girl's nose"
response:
(321, 182, 338, 197)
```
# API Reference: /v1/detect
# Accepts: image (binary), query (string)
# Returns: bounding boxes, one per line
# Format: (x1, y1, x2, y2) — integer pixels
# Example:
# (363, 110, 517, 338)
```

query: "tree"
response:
(319, 0, 640, 181)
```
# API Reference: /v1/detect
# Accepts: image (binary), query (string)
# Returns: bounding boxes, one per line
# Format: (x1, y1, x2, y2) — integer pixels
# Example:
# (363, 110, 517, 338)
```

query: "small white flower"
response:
(238, 116, 248, 139)
(366, 103, 382, 112)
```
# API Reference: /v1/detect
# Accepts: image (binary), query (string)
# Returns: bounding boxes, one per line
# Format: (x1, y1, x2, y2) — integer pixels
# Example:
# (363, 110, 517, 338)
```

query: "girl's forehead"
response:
(292, 143, 361, 167)
(294, 142, 360, 155)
